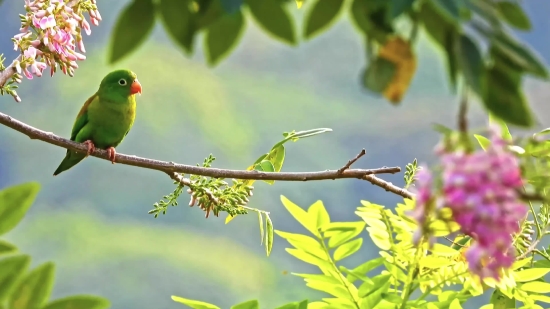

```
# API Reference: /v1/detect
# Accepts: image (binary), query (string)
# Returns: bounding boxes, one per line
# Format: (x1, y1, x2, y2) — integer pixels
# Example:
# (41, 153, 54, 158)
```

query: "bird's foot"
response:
(106, 147, 116, 164)
(83, 140, 95, 157)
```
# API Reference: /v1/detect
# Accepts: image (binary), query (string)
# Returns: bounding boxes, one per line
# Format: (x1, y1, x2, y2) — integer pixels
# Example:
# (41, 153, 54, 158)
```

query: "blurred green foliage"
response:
(108, 0, 549, 127)
(0, 182, 110, 309)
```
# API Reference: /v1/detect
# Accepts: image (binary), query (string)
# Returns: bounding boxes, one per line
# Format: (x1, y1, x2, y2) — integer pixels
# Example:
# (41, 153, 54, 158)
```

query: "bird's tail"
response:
(53, 150, 86, 176)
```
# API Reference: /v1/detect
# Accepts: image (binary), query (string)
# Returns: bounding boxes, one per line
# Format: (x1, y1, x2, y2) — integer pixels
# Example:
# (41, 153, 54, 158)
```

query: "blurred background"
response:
(0, 0, 549, 308)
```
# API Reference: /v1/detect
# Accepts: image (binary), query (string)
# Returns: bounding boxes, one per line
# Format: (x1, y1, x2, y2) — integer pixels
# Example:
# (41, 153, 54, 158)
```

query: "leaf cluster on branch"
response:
(105, 0, 548, 127)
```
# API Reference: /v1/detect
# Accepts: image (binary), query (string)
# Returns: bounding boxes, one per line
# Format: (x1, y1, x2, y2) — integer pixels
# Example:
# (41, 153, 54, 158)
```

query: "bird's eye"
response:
(118, 79, 127, 85)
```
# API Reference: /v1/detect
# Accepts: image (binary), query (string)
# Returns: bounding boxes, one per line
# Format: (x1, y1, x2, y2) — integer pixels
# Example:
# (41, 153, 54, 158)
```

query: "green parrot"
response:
(53, 69, 142, 176)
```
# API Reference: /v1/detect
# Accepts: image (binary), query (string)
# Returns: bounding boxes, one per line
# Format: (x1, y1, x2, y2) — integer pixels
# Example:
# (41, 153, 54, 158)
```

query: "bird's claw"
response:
(106, 147, 116, 164)
(83, 140, 95, 157)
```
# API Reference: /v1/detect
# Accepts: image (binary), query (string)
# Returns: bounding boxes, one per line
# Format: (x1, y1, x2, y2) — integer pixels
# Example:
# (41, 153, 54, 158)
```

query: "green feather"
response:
(54, 69, 140, 176)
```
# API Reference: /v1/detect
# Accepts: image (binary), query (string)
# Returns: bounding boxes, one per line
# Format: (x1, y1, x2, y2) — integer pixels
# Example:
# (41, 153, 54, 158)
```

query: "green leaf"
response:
(265, 215, 274, 256)
(267, 145, 285, 171)
(304, 0, 344, 39)
(274, 300, 308, 309)
(482, 62, 533, 127)
(491, 32, 549, 79)
(456, 34, 485, 97)
(344, 257, 384, 283)
(159, 0, 197, 54)
(349, 0, 393, 43)
(205, 10, 245, 66)
(231, 300, 259, 309)
(497, 1, 531, 30)
(360, 276, 390, 307)
(42, 295, 110, 309)
(259, 160, 275, 173)
(108, 0, 155, 64)
(520, 281, 550, 293)
(490, 289, 515, 309)
(0, 240, 17, 255)
(0, 255, 31, 303)
(488, 113, 513, 141)
(333, 238, 363, 261)
(220, 0, 244, 14)
(280, 195, 319, 236)
(429, 0, 461, 25)
(308, 200, 330, 229)
(474, 134, 491, 151)
(362, 57, 396, 94)
(258, 212, 264, 245)
(171, 296, 221, 309)
(0, 182, 40, 236)
(514, 268, 550, 282)
(389, 0, 415, 19)
(9, 262, 55, 309)
(247, 0, 297, 45)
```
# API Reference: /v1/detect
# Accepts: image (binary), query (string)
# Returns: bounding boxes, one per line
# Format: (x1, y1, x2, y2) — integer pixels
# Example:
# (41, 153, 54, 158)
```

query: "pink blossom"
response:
(441, 130, 527, 279)
(14, 0, 101, 80)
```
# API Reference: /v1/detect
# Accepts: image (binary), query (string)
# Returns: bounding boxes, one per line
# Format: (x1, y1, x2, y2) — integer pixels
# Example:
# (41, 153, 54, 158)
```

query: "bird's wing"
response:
(70, 93, 97, 141)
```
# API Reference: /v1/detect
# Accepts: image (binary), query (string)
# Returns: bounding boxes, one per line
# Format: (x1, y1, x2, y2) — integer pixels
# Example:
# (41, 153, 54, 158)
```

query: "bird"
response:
(53, 69, 142, 176)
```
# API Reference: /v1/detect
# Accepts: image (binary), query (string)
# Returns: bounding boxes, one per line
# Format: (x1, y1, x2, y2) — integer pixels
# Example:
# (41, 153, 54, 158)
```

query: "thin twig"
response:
(337, 149, 366, 175)
(364, 174, 414, 199)
(0, 112, 413, 193)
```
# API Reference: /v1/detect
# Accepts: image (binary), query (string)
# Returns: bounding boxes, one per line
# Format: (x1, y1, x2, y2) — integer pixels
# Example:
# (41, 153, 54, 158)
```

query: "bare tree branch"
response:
(0, 112, 415, 194)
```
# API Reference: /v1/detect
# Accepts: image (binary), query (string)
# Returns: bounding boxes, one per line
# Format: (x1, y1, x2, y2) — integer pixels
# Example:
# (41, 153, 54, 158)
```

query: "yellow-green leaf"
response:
(419, 256, 453, 268)
(258, 212, 264, 245)
(265, 215, 274, 256)
(366, 227, 391, 250)
(285, 248, 329, 267)
(0, 182, 40, 236)
(474, 134, 491, 151)
(171, 296, 221, 309)
(305, 282, 351, 299)
(280, 196, 318, 236)
(531, 294, 550, 304)
(42, 295, 110, 309)
(275, 230, 325, 258)
(0, 240, 17, 256)
(308, 200, 330, 229)
(9, 262, 55, 309)
(333, 238, 362, 261)
(449, 299, 463, 309)
(0, 255, 31, 303)
(520, 281, 550, 293)
(514, 268, 550, 282)
(231, 299, 260, 309)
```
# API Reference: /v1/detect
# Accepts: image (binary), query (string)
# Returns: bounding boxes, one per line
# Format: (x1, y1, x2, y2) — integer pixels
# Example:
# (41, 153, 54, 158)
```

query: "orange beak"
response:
(130, 79, 142, 95)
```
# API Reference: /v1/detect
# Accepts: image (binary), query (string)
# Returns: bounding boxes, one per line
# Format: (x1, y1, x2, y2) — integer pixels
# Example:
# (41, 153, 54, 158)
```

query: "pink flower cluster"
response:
(411, 130, 527, 279)
(12, 0, 101, 79)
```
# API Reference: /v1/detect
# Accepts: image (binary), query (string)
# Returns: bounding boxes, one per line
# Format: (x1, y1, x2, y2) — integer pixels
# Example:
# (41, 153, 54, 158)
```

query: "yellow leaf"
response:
(296, 0, 304, 8)
(377, 36, 417, 104)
